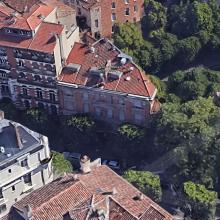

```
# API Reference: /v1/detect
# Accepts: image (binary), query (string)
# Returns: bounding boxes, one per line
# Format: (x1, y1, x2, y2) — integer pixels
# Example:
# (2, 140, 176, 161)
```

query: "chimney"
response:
(14, 125, 23, 149)
(138, 193, 144, 200)
(0, 111, 4, 121)
(112, 187, 117, 195)
(23, 205, 33, 220)
(80, 155, 91, 173)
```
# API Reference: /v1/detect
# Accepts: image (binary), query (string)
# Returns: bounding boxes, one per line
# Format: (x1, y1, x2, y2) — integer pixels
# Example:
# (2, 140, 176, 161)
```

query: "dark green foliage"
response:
(118, 123, 144, 140)
(154, 97, 220, 186)
(176, 36, 201, 64)
(144, 0, 167, 31)
(182, 181, 217, 220)
(67, 115, 95, 132)
(52, 151, 73, 175)
(123, 170, 162, 202)
(168, 67, 220, 101)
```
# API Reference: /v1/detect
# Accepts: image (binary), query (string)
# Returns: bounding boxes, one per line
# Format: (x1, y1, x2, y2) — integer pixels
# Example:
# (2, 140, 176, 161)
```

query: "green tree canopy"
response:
(67, 115, 95, 132)
(118, 123, 144, 140)
(182, 181, 217, 220)
(168, 67, 220, 101)
(144, 0, 167, 31)
(154, 97, 220, 186)
(123, 170, 162, 202)
(52, 151, 73, 176)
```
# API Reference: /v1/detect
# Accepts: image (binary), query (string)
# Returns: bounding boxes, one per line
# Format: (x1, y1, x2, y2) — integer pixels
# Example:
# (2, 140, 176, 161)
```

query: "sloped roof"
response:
(2, 165, 174, 220)
(58, 39, 156, 98)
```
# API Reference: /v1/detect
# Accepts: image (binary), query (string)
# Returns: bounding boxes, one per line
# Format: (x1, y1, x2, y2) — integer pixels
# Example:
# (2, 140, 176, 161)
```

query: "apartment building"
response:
(0, 0, 79, 113)
(0, 111, 53, 218)
(58, 38, 159, 126)
(1, 156, 174, 220)
(64, 0, 144, 38)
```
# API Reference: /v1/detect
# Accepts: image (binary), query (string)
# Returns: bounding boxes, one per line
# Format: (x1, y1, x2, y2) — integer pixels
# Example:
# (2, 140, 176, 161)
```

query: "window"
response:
(95, 19, 99, 28)
(107, 109, 113, 118)
(18, 60, 24, 67)
(49, 91, 56, 102)
(111, 2, 116, 8)
(21, 158, 28, 167)
(24, 100, 30, 108)
(8, 169, 11, 173)
(34, 75, 41, 81)
(84, 104, 89, 113)
(112, 13, 116, 21)
(24, 173, 32, 186)
(0, 58, 6, 64)
(77, 8, 81, 15)
(125, 8, 130, 15)
(12, 186, 15, 191)
(22, 87, 28, 96)
(36, 89, 43, 99)
(119, 110, 125, 121)
(125, 0, 129, 4)
(134, 4, 138, 12)
(0, 204, 6, 214)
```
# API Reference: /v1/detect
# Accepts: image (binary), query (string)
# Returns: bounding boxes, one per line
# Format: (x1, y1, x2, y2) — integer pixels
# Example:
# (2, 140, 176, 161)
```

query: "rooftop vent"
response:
(0, 110, 4, 121)
(66, 63, 81, 72)
(89, 67, 102, 77)
(125, 76, 131, 81)
(90, 47, 95, 53)
(120, 58, 126, 65)
(129, 66, 134, 71)
(108, 71, 123, 80)
(133, 193, 144, 201)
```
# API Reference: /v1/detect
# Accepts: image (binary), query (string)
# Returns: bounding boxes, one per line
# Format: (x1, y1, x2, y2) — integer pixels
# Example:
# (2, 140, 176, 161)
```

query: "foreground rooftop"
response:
(1, 163, 174, 220)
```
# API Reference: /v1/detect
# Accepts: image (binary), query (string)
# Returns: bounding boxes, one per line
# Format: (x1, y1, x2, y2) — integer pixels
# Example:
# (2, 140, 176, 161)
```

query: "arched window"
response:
(51, 105, 57, 115)
(24, 100, 30, 108)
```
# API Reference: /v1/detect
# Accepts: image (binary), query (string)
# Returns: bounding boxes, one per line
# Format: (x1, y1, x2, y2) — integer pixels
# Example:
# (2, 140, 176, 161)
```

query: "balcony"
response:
(14, 52, 55, 64)
(0, 64, 10, 70)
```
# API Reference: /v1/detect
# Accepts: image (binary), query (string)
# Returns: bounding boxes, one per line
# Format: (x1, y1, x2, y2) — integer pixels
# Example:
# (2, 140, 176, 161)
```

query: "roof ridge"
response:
(98, 165, 171, 219)
(109, 196, 138, 220)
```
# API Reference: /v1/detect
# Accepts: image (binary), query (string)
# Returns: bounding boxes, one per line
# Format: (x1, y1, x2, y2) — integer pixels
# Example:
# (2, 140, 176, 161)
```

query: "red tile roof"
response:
(1, 165, 174, 220)
(0, 21, 63, 53)
(58, 39, 156, 98)
(4, 0, 41, 13)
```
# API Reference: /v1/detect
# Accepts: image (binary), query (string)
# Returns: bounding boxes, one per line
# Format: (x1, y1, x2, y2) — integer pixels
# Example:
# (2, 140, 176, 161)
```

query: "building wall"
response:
(90, 6, 102, 38)
(58, 84, 152, 126)
(0, 136, 53, 218)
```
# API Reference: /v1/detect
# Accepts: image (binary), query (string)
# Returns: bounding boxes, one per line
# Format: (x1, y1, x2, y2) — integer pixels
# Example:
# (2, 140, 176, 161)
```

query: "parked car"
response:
(63, 152, 81, 168)
(102, 159, 121, 170)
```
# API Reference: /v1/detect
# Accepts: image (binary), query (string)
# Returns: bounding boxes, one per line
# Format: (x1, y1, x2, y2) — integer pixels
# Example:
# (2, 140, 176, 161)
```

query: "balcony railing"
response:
(0, 64, 11, 70)
(14, 53, 55, 64)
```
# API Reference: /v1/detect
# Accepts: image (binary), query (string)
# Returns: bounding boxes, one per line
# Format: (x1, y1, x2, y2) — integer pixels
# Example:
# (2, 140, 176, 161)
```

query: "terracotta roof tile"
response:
(2, 165, 174, 220)
(58, 39, 156, 98)
(4, 0, 41, 13)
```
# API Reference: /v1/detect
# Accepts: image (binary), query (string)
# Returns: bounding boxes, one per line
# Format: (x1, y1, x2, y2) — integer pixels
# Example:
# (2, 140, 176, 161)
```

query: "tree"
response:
(176, 36, 201, 64)
(123, 170, 162, 202)
(170, 1, 213, 38)
(168, 67, 220, 101)
(118, 123, 144, 140)
(144, 0, 167, 31)
(52, 151, 73, 176)
(182, 181, 217, 220)
(154, 97, 220, 186)
(149, 75, 167, 101)
(67, 115, 95, 132)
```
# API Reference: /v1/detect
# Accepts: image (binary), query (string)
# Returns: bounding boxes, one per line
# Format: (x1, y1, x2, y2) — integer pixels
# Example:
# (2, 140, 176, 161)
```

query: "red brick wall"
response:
(99, 0, 144, 37)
